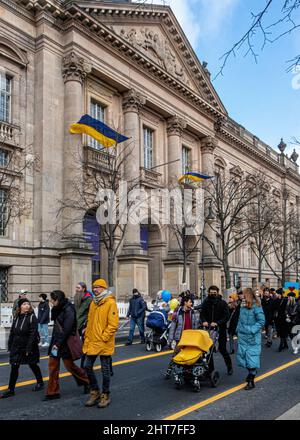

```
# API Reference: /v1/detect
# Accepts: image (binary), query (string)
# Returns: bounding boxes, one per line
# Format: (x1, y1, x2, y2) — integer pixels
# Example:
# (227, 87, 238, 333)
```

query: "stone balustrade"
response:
(0, 121, 19, 145)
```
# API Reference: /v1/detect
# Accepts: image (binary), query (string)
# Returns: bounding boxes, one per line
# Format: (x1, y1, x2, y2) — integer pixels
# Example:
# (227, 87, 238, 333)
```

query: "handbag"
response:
(56, 320, 82, 361)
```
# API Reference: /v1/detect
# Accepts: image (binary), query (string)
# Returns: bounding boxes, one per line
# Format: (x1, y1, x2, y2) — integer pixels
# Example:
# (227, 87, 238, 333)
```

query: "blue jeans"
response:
(84, 355, 111, 394)
(127, 317, 145, 343)
(38, 323, 49, 344)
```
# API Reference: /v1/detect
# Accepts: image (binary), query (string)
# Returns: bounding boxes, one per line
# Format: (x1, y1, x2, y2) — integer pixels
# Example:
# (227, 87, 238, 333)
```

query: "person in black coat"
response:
(261, 288, 275, 347)
(200, 285, 233, 375)
(0, 298, 44, 399)
(37, 294, 50, 346)
(125, 289, 147, 345)
(273, 288, 289, 351)
(227, 293, 240, 354)
(44, 290, 89, 401)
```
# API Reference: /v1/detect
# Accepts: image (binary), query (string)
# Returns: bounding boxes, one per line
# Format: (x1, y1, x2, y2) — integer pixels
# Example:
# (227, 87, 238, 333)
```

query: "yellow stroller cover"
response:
(173, 330, 213, 366)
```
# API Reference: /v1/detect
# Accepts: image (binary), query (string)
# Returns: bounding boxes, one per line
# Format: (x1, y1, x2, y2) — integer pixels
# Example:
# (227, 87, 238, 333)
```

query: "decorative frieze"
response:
(62, 52, 91, 84)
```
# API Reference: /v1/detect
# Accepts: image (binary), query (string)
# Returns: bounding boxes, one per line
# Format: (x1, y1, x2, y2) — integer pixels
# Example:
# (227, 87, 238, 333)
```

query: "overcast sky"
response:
(134, 0, 300, 157)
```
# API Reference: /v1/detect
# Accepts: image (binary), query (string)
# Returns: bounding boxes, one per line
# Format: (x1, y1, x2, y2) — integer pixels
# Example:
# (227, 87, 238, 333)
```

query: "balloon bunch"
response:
(156, 290, 179, 321)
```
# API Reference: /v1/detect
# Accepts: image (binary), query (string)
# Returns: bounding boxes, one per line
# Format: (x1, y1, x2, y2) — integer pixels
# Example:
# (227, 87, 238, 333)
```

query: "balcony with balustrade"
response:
(0, 121, 20, 147)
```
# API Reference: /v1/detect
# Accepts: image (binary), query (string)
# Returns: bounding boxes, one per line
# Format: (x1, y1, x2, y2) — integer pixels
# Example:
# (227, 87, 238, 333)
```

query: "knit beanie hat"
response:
(18, 298, 30, 308)
(92, 279, 108, 289)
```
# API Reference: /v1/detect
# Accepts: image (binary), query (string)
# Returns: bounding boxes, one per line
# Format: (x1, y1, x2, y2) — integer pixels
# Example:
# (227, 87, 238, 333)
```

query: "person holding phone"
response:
(44, 290, 89, 401)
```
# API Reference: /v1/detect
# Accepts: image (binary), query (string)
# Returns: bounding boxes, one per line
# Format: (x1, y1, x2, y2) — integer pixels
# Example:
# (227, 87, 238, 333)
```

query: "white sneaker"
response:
(42, 343, 49, 347)
(293, 349, 298, 355)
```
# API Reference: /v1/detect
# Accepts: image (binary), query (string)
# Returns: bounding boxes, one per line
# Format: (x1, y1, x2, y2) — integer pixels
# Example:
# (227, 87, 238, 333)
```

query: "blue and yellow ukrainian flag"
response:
(70, 114, 129, 148)
(178, 172, 213, 184)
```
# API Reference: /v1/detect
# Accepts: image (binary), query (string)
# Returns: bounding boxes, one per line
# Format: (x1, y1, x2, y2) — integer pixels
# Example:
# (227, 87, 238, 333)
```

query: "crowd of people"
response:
(0, 281, 299, 406)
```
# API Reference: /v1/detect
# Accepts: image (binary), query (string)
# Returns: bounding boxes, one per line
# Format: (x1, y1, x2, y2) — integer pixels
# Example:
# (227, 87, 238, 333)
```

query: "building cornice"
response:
(216, 125, 300, 183)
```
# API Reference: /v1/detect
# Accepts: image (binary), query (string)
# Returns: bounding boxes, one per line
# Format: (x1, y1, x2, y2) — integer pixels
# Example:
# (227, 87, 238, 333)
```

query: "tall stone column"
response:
(164, 116, 190, 294)
(200, 135, 221, 290)
(61, 52, 91, 243)
(117, 89, 150, 298)
(60, 52, 94, 297)
(122, 89, 146, 253)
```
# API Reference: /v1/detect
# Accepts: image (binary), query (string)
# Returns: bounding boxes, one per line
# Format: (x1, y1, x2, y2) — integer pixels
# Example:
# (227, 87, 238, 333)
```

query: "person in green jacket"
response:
(74, 282, 93, 393)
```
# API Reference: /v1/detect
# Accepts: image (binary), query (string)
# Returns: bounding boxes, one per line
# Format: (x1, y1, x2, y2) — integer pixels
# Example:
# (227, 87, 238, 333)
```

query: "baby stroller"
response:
(145, 310, 170, 352)
(164, 329, 220, 392)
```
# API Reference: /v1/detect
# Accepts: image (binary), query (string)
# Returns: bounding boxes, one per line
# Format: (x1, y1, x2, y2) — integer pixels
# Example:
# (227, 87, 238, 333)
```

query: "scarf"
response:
(93, 290, 111, 306)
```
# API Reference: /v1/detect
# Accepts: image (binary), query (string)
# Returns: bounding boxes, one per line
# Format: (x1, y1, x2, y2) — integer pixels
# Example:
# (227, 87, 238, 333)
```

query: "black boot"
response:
(0, 389, 15, 398)
(284, 339, 289, 349)
(244, 374, 255, 390)
(278, 339, 284, 352)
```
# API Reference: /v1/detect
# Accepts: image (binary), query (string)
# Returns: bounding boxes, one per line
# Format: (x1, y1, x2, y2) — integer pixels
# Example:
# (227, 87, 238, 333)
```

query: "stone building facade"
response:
(0, 0, 299, 304)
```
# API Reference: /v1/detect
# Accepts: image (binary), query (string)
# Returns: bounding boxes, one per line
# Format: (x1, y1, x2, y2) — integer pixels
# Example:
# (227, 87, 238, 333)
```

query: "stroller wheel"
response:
(155, 343, 162, 352)
(193, 380, 201, 393)
(146, 342, 152, 352)
(210, 371, 220, 388)
(175, 376, 184, 390)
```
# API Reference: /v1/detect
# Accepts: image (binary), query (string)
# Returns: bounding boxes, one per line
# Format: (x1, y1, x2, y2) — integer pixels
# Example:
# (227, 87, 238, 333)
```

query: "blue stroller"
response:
(145, 309, 170, 352)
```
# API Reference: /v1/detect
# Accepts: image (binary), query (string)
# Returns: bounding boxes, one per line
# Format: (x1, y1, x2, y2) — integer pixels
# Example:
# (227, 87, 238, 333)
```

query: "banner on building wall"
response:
(83, 214, 100, 261)
(140, 225, 149, 251)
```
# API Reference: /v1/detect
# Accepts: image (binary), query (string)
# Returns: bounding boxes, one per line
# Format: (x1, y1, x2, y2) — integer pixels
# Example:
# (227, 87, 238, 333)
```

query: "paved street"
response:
(0, 336, 300, 420)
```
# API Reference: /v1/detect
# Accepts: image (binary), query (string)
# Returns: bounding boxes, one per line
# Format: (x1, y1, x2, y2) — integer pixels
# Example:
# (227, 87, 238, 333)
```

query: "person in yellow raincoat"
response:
(83, 279, 119, 409)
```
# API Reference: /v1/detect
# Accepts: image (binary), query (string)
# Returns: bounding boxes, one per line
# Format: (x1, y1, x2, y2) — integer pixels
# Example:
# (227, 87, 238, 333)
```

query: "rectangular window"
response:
(0, 149, 9, 167)
(0, 74, 11, 123)
(182, 146, 190, 174)
(0, 189, 7, 236)
(89, 100, 105, 150)
(143, 127, 153, 169)
(0, 266, 8, 302)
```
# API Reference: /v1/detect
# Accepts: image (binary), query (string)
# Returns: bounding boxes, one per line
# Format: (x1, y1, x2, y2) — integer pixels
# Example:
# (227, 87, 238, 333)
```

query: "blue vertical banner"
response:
(83, 213, 100, 261)
(140, 225, 149, 251)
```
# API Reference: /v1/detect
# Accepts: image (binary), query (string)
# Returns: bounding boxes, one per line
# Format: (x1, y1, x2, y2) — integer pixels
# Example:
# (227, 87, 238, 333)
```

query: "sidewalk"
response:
(0, 319, 140, 357)
(277, 403, 300, 420)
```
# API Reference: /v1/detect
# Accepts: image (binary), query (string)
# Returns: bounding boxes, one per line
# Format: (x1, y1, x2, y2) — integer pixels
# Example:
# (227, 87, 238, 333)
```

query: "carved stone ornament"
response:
(62, 52, 92, 84)
(122, 89, 146, 113)
(118, 27, 191, 87)
(166, 115, 187, 136)
(201, 136, 218, 153)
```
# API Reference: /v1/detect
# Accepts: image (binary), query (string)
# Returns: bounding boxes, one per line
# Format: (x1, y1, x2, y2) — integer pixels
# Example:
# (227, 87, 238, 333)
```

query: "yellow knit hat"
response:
(92, 278, 108, 289)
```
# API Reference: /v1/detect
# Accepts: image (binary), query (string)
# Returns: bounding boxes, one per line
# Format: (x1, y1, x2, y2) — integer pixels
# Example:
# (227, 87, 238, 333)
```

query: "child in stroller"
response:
(165, 328, 220, 392)
(145, 308, 171, 352)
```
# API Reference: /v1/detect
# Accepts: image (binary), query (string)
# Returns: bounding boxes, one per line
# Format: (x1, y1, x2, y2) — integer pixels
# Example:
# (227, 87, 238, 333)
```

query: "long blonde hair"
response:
(243, 288, 261, 309)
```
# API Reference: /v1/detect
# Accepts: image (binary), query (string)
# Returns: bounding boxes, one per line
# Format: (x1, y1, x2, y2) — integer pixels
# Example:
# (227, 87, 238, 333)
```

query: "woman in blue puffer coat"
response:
(236, 288, 265, 390)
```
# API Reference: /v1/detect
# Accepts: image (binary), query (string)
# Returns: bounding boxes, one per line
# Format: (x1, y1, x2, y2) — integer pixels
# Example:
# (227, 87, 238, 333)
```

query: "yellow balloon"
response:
(169, 298, 179, 311)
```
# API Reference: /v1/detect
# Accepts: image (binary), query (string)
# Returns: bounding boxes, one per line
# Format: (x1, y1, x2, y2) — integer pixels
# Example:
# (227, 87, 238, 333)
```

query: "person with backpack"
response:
(0, 298, 44, 398)
(125, 289, 147, 345)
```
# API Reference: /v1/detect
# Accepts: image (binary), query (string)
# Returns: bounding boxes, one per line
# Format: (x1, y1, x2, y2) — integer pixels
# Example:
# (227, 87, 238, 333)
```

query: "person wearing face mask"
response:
(125, 288, 147, 345)
(0, 298, 44, 398)
(200, 285, 233, 375)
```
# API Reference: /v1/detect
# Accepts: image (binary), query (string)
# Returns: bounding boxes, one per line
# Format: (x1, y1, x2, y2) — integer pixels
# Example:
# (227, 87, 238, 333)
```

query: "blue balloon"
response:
(161, 290, 171, 302)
